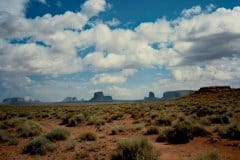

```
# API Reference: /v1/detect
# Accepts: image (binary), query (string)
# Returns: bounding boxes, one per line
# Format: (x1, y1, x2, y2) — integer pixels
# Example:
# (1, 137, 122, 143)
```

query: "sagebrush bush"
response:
(165, 117, 210, 144)
(145, 126, 159, 135)
(111, 137, 158, 160)
(192, 149, 221, 160)
(156, 132, 167, 142)
(68, 113, 85, 127)
(217, 114, 240, 140)
(0, 130, 18, 145)
(6, 118, 27, 128)
(17, 120, 42, 137)
(46, 126, 70, 141)
(111, 125, 124, 135)
(22, 136, 51, 155)
(79, 132, 97, 141)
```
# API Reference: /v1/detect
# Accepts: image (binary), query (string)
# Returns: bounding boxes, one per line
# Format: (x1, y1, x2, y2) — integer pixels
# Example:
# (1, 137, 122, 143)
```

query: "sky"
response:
(0, 0, 240, 102)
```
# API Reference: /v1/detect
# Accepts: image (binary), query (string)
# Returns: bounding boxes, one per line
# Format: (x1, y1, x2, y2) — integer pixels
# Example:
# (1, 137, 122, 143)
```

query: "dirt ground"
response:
(0, 116, 239, 160)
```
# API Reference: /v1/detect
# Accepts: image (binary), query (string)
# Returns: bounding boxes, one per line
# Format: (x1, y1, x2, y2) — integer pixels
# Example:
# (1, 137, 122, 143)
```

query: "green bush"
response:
(156, 132, 167, 142)
(111, 125, 124, 135)
(145, 126, 159, 135)
(192, 149, 221, 160)
(217, 114, 240, 140)
(46, 126, 70, 141)
(155, 116, 171, 126)
(22, 136, 51, 155)
(79, 132, 97, 141)
(111, 137, 158, 160)
(165, 118, 210, 144)
(0, 130, 18, 145)
(17, 120, 42, 137)
(6, 118, 27, 128)
(111, 113, 124, 120)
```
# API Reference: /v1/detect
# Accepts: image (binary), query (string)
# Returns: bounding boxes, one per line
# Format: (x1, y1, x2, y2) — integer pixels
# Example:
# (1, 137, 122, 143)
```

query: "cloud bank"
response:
(0, 1, 240, 101)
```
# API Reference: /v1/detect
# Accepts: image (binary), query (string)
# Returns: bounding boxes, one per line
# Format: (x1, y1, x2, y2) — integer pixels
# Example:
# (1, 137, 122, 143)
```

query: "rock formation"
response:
(144, 92, 159, 101)
(63, 97, 78, 102)
(90, 91, 113, 102)
(2, 97, 25, 105)
(197, 86, 232, 93)
(161, 90, 194, 100)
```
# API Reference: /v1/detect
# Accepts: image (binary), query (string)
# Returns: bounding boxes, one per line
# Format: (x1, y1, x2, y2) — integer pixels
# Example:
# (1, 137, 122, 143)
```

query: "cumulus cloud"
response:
(181, 6, 202, 18)
(1, 2, 240, 100)
(0, 0, 29, 16)
(91, 69, 137, 84)
(81, 0, 107, 18)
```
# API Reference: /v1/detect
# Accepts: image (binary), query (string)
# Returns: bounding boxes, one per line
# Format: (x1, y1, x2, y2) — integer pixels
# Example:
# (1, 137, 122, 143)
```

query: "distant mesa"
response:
(161, 90, 194, 100)
(90, 91, 113, 102)
(2, 97, 26, 105)
(144, 92, 159, 101)
(63, 97, 78, 103)
(197, 86, 232, 93)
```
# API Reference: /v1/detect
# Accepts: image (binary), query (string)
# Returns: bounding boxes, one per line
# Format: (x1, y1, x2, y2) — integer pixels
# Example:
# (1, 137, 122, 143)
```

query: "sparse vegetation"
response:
(111, 125, 125, 135)
(0, 130, 18, 145)
(111, 137, 159, 160)
(0, 87, 239, 159)
(79, 132, 97, 141)
(145, 126, 159, 135)
(17, 120, 42, 137)
(46, 126, 70, 141)
(22, 136, 52, 155)
(192, 149, 221, 160)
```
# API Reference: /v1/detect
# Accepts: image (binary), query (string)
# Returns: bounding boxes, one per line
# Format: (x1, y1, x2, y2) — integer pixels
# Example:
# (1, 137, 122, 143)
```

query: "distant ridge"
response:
(161, 90, 194, 100)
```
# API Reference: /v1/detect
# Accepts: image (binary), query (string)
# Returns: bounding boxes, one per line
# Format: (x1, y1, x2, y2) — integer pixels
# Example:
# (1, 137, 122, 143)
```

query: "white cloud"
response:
(105, 18, 120, 27)
(1, 3, 240, 100)
(181, 6, 202, 18)
(0, 0, 29, 16)
(81, 0, 107, 18)
(38, 0, 46, 4)
(91, 69, 137, 84)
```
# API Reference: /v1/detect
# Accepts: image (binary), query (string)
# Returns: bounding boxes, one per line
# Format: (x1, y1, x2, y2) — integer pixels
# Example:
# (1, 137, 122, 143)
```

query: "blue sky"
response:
(0, 0, 240, 101)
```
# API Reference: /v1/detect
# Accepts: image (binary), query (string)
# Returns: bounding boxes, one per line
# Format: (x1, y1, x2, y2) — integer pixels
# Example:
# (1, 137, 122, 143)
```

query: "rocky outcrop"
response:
(144, 92, 159, 101)
(2, 97, 25, 105)
(63, 97, 78, 103)
(197, 86, 232, 93)
(161, 90, 194, 100)
(90, 91, 113, 102)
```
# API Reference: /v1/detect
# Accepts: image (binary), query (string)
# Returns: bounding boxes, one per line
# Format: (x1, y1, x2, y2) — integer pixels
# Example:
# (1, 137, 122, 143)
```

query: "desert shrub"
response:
(155, 116, 171, 126)
(17, 120, 42, 137)
(66, 141, 75, 151)
(95, 119, 106, 126)
(217, 123, 240, 139)
(60, 114, 73, 125)
(111, 125, 125, 135)
(79, 132, 97, 141)
(145, 126, 159, 135)
(199, 117, 211, 125)
(165, 117, 210, 144)
(192, 125, 211, 137)
(111, 137, 158, 160)
(46, 126, 70, 141)
(192, 149, 221, 160)
(156, 128, 168, 142)
(111, 113, 124, 120)
(130, 123, 144, 131)
(210, 115, 229, 124)
(22, 136, 52, 155)
(87, 116, 96, 125)
(62, 113, 85, 127)
(6, 118, 27, 128)
(196, 107, 214, 117)
(0, 130, 18, 145)
(166, 119, 194, 144)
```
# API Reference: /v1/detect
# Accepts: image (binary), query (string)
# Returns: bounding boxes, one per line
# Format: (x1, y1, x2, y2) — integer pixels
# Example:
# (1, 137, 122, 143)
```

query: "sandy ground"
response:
(0, 117, 239, 160)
